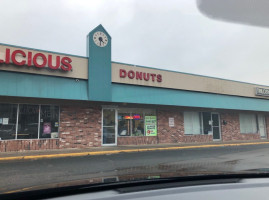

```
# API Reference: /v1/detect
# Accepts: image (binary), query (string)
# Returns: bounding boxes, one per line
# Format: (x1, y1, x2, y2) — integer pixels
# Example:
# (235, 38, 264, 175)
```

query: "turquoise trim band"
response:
(111, 84, 269, 112)
(0, 71, 88, 100)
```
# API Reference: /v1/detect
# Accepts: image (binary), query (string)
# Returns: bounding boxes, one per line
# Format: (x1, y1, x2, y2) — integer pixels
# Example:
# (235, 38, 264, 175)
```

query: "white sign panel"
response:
(169, 117, 174, 127)
(3, 118, 9, 125)
(256, 87, 269, 97)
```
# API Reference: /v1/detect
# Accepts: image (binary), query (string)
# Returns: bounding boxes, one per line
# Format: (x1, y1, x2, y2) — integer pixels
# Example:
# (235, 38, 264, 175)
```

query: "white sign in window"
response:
(3, 118, 9, 125)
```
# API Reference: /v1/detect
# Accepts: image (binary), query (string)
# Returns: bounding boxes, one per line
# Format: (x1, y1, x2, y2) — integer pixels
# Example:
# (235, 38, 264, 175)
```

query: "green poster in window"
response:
(145, 116, 157, 136)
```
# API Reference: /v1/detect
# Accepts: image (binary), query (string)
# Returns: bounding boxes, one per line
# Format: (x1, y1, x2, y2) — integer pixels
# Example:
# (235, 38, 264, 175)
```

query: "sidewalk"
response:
(1, 139, 269, 161)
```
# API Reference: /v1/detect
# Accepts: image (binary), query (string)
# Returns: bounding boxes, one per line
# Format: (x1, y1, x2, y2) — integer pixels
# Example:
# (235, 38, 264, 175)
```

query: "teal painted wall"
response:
(0, 71, 88, 100)
(111, 84, 269, 112)
(87, 25, 112, 101)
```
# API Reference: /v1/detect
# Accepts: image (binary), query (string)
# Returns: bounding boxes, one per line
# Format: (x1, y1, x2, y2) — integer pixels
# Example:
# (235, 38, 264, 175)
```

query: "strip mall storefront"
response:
(0, 25, 269, 152)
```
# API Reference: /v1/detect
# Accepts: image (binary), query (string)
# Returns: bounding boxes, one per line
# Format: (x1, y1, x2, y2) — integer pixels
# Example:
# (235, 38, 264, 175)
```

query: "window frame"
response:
(184, 111, 203, 135)
(0, 103, 60, 141)
(117, 108, 156, 137)
(239, 113, 258, 134)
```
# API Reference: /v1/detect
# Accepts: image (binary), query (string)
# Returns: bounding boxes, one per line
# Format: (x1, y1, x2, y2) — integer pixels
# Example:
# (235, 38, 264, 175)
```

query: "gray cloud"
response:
(1, 0, 269, 85)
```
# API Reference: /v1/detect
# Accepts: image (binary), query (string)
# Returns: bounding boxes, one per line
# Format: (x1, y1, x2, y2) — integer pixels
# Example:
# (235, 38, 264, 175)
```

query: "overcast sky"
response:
(1, 0, 269, 85)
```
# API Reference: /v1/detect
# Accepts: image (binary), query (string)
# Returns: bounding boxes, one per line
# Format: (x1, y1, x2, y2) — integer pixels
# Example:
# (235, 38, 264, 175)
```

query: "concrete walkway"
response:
(1, 140, 269, 161)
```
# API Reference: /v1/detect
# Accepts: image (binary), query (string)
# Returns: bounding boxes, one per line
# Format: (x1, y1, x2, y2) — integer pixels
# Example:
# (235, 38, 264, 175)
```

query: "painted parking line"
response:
(3, 186, 36, 194)
(1, 141, 269, 161)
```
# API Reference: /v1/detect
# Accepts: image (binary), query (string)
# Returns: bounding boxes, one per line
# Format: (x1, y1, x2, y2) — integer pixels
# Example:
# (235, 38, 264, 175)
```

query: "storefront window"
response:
(184, 112, 221, 140)
(239, 113, 258, 134)
(132, 113, 144, 136)
(40, 105, 59, 139)
(17, 104, 39, 139)
(0, 103, 60, 140)
(184, 112, 202, 135)
(118, 111, 131, 136)
(0, 104, 17, 140)
(202, 112, 212, 135)
(118, 108, 156, 137)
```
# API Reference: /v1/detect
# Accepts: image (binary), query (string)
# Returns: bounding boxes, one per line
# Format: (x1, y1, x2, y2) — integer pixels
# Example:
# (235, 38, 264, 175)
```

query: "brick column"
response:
(59, 105, 102, 149)
(157, 109, 212, 144)
(157, 109, 184, 143)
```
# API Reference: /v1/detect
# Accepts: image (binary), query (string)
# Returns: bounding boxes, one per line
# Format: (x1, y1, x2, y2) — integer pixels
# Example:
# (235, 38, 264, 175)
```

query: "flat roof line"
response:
(0, 42, 88, 59)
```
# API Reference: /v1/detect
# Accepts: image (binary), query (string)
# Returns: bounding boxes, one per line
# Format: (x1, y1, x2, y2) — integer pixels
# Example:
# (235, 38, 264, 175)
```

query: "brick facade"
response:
(157, 109, 213, 144)
(59, 105, 102, 149)
(0, 105, 102, 152)
(0, 139, 59, 152)
(0, 105, 267, 152)
(220, 113, 261, 141)
(117, 136, 158, 145)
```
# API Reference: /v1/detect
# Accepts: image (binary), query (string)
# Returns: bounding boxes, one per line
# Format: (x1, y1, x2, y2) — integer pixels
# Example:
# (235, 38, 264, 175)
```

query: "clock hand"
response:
(99, 37, 104, 46)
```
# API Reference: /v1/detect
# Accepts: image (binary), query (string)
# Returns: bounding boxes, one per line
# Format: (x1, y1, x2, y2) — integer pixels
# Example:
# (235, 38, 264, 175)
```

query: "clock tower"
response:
(87, 24, 112, 101)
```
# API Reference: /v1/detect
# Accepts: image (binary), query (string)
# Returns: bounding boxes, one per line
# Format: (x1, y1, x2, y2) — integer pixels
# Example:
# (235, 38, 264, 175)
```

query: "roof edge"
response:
(0, 42, 87, 59)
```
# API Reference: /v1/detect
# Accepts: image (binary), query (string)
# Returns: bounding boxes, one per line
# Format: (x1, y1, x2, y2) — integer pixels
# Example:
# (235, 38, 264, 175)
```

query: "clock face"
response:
(93, 31, 108, 47)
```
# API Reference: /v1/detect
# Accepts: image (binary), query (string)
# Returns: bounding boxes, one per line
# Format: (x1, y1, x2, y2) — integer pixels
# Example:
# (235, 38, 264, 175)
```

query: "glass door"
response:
(102, 108, 117, 146)
(211, 113, 221, 141)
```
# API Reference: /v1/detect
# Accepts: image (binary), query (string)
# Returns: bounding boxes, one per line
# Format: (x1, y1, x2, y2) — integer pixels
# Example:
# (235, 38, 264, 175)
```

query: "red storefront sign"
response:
(0, 48, 72, 71)
(119, 69, 162, 82)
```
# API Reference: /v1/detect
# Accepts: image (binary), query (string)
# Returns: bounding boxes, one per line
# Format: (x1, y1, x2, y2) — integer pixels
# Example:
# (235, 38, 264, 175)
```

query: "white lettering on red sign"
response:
(0, 48, 72, 71)
(119, 69, 162, 82)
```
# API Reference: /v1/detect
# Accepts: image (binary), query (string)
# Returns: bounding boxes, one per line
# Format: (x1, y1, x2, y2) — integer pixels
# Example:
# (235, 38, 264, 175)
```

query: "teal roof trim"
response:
(0, 71, 88, 100)
(111, 83, 269, 112)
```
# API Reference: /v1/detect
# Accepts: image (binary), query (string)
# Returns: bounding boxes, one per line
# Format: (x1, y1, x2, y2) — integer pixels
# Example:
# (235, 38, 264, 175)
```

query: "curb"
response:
(1, 141, 269, 161)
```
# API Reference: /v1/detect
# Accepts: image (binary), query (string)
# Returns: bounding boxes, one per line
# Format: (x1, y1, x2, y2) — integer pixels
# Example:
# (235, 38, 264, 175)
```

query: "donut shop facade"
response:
(1, 25, 269, 152)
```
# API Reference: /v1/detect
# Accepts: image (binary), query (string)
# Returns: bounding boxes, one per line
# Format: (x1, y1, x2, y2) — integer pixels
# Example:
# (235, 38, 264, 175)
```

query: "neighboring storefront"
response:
(0, 104, 59, 140)
(0, 24, 269, 152)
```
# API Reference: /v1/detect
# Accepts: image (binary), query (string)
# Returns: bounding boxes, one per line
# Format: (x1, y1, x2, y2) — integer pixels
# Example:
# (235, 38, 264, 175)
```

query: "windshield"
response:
(1, 0, 269, 196)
